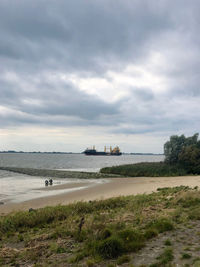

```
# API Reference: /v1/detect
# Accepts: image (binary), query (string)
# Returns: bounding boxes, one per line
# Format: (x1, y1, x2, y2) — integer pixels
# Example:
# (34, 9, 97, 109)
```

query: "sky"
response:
(0, 0, 200, 153)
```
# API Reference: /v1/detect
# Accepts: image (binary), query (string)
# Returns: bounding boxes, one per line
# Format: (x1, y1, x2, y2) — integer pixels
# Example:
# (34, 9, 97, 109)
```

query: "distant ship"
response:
(84, 146, 122, 156)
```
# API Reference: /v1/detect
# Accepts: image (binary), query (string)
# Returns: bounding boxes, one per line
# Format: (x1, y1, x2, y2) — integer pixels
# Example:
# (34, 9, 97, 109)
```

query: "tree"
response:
(164, 133, 199, 164)
(178, 144, 200, 173)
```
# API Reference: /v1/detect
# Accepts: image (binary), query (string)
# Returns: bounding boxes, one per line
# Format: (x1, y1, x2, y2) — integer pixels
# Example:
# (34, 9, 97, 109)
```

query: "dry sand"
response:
(1, 175, 200, 215)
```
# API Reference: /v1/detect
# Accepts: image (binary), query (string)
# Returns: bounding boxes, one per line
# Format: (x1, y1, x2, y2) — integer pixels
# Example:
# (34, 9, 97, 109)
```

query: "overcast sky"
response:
(0, 0, 200, 153)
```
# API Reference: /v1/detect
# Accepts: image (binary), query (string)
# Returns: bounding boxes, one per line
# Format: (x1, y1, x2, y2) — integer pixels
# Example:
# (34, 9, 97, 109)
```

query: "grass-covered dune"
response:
(1, 186, 200, 266)
(0, 167, 117, 179)
(100, 162, 189, 177)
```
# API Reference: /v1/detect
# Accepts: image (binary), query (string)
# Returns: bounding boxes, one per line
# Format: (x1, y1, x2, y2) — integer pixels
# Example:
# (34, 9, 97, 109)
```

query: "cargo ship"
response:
(84, 146, 122, 156)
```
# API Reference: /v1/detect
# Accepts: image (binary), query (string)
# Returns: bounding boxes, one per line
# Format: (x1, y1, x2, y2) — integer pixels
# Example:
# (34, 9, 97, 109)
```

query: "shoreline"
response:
(1, 175, 200, 215)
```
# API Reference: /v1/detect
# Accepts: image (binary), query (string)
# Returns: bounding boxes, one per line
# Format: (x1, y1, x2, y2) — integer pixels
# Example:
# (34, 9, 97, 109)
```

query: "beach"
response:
(1, 175, 200, 215)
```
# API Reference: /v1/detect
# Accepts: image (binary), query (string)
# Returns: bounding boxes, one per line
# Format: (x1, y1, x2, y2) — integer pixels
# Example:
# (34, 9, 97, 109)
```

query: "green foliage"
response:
(100, 162, 187, 177)
(118, 228, 144, 252)
(86, 259, 96, 267)
(156, 248, 174, 265)
(146, 218, 174, 233)
(0, 197, 128, 235)
(176, 192, 200, 208)
(1, 186, 197, 266)
(117, 254, 131, 264)
(98, 228, 112, 240)
(144, 228, 158, 239)
(0, 205, 70, 235)
(69, 252, 86, 263)
(49, 242, 67, 254)
(164, 239, 172, 246)
(95, 236, 124, 259)
(181, 253, 192, 259)
(188, 207, 200, 220)
(101, 133, 200, 177)
(164, 133, 199, 164)
(159, 247, 174, 263)
(163, 133, 200, 175)
(179, 145, 200, 173)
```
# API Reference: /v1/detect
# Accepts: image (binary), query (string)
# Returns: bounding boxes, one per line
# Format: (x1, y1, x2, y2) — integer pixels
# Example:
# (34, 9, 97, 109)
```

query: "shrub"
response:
(118, 229, 144, 252)
(181, 253, 192, 259)
(147, 218, 174, 233)
(144, 228, 158, 239)
(98, 228, 112, 240)
(95, 236, 124, 259)
(117, 255, 131, 264)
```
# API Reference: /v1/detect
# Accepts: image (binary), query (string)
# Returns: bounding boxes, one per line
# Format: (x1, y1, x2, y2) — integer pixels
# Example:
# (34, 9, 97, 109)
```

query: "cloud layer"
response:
(0, 0, 200, 152)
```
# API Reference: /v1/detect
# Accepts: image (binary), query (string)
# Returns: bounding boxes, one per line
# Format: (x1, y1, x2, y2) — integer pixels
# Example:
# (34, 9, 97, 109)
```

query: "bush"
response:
(144, 228, 158, 239)
(147, 218, 174, 233)
(117, 255, 130, 264)
(181, 253, 192, 259)
(118, 229, 144, 252)
(98, 228, 112, 240)
(95, 236, 124, 259)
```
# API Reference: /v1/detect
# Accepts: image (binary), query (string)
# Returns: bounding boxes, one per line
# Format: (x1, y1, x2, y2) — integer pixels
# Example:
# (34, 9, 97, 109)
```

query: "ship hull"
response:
(84, 151, 122, 156)
(83, 147, 122, 156)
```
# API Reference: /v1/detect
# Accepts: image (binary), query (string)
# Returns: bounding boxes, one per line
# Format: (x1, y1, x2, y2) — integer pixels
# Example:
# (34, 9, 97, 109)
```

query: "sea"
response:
(0, 153, 164, 204)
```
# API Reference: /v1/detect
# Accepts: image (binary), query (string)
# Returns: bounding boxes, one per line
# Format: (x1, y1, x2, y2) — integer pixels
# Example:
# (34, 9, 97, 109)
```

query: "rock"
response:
(0, 201, 4, 205)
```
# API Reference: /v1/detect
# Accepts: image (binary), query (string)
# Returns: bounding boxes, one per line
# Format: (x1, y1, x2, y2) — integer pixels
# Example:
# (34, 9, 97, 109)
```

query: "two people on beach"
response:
(45, 178, 53, 186)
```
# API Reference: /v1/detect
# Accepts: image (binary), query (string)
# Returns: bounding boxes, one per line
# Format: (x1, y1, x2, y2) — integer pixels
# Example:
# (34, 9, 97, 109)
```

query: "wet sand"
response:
(1, 175, 200, 215)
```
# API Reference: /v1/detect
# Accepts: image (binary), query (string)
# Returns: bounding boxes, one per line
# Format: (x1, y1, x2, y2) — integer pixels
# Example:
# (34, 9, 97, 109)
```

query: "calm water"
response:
(0, 153, 164, 172)
(0, 153, 164, 204)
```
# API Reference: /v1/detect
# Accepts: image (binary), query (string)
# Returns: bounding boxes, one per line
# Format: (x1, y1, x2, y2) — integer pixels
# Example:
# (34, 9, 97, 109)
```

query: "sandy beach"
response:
(1, 175, 200, 215)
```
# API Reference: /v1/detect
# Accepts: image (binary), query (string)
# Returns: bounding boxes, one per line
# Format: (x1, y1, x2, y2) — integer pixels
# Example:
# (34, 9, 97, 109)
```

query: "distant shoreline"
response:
(0, 151, 163, 155)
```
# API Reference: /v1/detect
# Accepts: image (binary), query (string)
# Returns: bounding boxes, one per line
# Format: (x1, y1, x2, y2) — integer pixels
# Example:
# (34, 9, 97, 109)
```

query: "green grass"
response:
(164, 239, 172, 246)
(117, 255, 131, 264)
(157, 247, 174, 265)
(181, 253, 192, 259)
(100, 162, 189, 177)
(1, 186, 200, 266)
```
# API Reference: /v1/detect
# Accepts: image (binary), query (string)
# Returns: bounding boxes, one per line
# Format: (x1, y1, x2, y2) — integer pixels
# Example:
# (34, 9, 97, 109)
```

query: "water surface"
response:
(0, 153, 164, 204)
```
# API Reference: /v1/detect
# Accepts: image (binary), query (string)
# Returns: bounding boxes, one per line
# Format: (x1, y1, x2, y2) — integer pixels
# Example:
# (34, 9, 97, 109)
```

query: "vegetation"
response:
(100, 162, 187, 177)
(1, 186, 200, 266)
(0, 167, 117, 179)
(101, 133, 200, 177)
(164, 133, 199, 164)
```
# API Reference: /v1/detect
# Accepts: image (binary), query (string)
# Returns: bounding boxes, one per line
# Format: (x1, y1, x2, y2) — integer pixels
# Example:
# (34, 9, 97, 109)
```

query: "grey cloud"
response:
(0, 0, 173, 73)
(0, 0, 200, 141)
(0, 73, 120, 127)
(132, 88, 155, 102)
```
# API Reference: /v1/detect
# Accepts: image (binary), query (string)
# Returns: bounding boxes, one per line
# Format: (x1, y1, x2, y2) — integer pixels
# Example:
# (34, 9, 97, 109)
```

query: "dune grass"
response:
(1, 186, 200, 266)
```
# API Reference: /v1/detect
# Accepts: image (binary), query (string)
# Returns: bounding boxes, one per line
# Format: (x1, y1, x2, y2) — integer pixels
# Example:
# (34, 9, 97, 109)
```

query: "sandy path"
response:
(1, 175, 200, 215)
